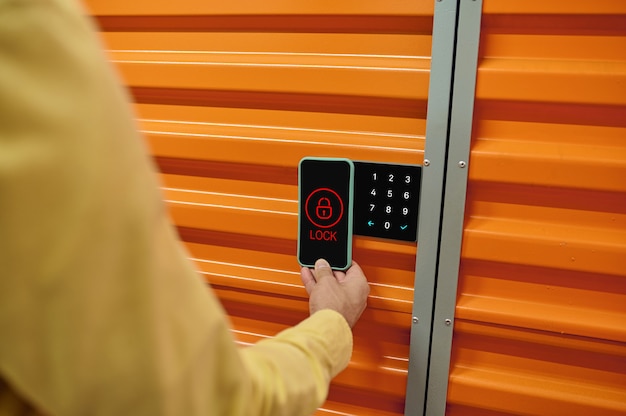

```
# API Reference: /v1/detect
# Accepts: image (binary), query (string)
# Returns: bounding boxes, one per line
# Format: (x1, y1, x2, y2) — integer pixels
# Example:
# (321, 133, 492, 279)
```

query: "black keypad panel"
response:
(353, 162, 422, 242)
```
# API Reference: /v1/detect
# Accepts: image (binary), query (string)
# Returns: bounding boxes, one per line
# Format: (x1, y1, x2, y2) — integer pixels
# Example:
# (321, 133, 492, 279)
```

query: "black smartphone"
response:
(297, 157, 354, 270)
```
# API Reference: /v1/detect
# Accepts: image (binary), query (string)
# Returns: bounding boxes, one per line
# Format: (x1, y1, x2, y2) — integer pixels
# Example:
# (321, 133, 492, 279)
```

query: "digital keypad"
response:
(353, 162, 422, 242)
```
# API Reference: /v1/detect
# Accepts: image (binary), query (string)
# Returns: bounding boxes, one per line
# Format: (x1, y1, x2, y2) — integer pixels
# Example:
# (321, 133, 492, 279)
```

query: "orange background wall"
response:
(444, 1, 626, 415)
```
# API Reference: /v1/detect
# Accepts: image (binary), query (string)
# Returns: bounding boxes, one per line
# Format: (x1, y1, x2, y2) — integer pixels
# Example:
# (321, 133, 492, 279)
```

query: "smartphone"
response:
(297, 157, 354, 270)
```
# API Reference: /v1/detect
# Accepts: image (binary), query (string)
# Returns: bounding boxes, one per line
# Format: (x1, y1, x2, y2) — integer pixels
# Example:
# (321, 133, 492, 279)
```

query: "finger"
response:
(300, 267, 316, 295)
(334, 270, 348, 283)
(313, 258, 334, 282)
(345, 260, 364, 279)
(344, 261, 368, 286)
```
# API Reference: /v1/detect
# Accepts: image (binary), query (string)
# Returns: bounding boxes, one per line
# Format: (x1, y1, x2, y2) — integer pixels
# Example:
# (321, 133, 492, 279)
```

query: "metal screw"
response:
(445, 319, 452, 326)
(458, 161, 467, 168)
(412, 317, 419, 324)
(424, 159, 431, 167)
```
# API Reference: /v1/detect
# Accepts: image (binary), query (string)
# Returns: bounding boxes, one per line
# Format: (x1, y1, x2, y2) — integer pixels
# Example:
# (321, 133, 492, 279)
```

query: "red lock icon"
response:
(316, 197, 333, 220)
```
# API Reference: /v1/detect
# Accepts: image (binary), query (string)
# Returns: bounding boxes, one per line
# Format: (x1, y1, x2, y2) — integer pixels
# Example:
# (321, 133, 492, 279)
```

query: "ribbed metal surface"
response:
(84, 1, 433, 414)
(447, 1, 626, 415)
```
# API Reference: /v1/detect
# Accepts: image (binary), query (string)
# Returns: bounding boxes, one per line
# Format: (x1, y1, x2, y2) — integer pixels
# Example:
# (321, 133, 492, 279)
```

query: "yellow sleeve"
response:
(0, 0, 352, 415)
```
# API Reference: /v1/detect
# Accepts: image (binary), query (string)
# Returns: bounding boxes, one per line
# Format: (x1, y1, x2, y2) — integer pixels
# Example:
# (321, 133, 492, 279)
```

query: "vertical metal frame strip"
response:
(425, 0, 483, 414)
(404, 0, 460, 414)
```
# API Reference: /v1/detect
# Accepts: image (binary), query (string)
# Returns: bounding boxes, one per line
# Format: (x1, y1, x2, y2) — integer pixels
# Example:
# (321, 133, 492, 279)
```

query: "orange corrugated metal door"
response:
(83, 1, 435, 415)
(426, 1, 626, 415)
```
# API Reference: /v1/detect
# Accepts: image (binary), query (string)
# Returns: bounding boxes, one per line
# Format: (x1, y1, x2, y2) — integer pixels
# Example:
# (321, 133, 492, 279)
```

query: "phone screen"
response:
(298, 158, 354, 270)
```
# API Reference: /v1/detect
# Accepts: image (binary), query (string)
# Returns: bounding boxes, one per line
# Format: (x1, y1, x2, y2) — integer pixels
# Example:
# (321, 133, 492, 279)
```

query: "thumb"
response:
(313, 258, 334, 282)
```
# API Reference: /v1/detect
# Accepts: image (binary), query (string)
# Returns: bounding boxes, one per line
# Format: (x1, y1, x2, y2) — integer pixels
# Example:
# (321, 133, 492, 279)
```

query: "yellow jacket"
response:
(0, 0, 352, 414)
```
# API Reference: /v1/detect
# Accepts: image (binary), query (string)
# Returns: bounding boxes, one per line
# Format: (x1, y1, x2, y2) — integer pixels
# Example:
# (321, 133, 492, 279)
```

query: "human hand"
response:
(300, 259, 370, 328)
